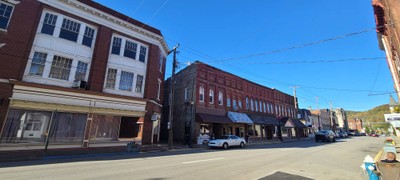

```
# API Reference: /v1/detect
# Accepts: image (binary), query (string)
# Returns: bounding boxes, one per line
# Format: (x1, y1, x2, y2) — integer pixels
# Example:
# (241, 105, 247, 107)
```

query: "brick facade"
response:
(162, 61, 297, 144)
(0, 0, 168, 147)
(372, 0, 400, 100)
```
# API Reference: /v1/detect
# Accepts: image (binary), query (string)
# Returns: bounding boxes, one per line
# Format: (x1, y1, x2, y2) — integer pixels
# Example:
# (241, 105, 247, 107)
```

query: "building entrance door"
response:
(119, 117, 141, 139)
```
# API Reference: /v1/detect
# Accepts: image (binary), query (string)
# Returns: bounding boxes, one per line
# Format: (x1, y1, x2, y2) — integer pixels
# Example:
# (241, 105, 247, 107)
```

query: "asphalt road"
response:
(0, 136, 384, 180)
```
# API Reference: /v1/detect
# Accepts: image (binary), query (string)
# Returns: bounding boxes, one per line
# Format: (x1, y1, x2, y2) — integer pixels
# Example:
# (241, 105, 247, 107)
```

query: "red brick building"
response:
(348, 119, 364, 133)
(372, 0, 400, 100)
(162, 61, 301, 144)
(0, 0, 168, 150)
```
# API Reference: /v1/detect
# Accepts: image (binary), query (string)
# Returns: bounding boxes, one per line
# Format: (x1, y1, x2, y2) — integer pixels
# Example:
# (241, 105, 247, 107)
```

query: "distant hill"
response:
(347, 104, 390, 122)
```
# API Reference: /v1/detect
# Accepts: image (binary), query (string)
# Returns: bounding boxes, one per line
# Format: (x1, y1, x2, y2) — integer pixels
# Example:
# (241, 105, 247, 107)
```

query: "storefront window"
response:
(90, 115, 121, 142)
(254, 125, 261, 137)
(0, 109, 86, 144)
(200, 124, 210, 134)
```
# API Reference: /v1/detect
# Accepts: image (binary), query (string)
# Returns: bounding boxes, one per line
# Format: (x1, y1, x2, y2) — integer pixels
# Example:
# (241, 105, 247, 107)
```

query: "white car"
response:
(208, 135, 246, 149)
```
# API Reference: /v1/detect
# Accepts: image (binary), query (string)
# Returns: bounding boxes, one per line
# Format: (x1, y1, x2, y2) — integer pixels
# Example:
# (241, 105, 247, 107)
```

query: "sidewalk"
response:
(0, 137, 312, 163)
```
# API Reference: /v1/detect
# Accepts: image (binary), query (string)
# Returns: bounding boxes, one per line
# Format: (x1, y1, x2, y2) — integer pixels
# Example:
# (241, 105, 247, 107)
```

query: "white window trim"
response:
(38, 10, 97, 48)
(209, 89, 214, 104)
(0, 0, 15, 31)
(199, 86, 204, 102)
(218, 91, 223, 105)
(109, 34, 149, 63)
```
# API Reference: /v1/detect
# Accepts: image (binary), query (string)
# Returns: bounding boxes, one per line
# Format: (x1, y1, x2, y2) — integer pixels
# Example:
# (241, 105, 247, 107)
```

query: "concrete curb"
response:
(42, 152, 139, 160)
(374, 149, 383, 162)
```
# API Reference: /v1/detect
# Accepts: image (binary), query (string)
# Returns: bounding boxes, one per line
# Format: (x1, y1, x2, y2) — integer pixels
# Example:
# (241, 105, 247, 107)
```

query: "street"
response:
(0, 136, 383, 180)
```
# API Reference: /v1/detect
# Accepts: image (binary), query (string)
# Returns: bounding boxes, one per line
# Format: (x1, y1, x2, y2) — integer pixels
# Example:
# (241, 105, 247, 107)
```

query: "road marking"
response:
(182, 157, 224, 164)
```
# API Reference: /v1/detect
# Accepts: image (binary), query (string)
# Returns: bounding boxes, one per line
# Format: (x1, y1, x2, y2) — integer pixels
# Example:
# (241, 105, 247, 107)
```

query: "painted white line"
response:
(182, 157, 224, 164)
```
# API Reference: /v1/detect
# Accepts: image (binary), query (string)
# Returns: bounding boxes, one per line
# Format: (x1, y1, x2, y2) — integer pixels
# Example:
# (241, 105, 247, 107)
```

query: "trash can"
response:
(127, 141, 139, 152)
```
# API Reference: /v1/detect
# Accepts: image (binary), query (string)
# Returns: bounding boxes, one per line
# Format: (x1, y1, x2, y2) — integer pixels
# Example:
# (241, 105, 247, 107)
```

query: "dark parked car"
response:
(315, 130, 336, 142)
(337, 131, 346, 138)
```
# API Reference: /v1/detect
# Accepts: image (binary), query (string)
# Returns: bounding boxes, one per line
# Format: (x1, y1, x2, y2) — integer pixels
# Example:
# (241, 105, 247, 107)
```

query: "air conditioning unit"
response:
(72, 80, 87, 89)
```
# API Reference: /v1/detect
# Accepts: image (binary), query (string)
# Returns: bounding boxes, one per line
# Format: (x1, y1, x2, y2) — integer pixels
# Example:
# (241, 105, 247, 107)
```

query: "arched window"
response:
(238, 98, 243, 109)
(227, 95, 231, 107)
(263, 102, 266, 113)
(260, 101, 263, 112)
(255, 99, 258, 112)
(209, 89, 214, 104)
(199, 86, 204, 102)
(218, 91, 223, 105)
(245, 97, 250, 110)
(233, 96, 237, 109)
(251, 98, 254, 111)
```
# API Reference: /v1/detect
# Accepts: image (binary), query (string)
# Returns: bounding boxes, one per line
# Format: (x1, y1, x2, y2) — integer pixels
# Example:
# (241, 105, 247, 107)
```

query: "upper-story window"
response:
(135, 75, 144, 93)
(124, 40, 137, 60)
(238, 98, 243, 109)
(139, 46, 147, 62)
(227, 95, 231, 107)
(184, 87, 189, 101)
(0, 2, 14, 30)
(209, 89, 214, 104)
(82, 26, 95, 47)
(245, 97, 250, 110)
(29, 52, 47, 76)
(105, 68, 117, 89)
(199, 86, 204, 102)
(59, 18, 80, 42)
(119, 71, 134, 91)
(218, 91, 223, 105)
(49, 55, 72, 80)
(111, 37, 122, 55)
(74, 61, 88, 81)
(233, 98, 237, 109)
(41, 13, 57, 35)
(263, 102, 267, 113)
(255, 99, 258, 112)
(260, 101, 263, 112)
(251, 98, 254, 111)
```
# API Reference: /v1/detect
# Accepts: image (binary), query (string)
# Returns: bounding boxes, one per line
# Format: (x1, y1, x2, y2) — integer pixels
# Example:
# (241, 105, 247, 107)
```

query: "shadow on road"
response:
(0, 137, 360, 169)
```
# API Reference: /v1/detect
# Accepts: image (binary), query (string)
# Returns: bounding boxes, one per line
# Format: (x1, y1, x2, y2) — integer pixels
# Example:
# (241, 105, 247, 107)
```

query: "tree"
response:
(394, 105, 400, 113)
(365, 126, 371, 134)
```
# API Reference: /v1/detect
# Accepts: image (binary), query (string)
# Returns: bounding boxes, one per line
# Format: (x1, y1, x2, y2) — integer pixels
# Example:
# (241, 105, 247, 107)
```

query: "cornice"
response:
(38, 0, 170, 55)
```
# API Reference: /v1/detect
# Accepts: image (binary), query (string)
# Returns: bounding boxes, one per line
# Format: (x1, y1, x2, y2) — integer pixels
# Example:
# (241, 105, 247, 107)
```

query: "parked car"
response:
(337, 132, 346, 138)
(348, 131, 356, 136)
(208, 135, 246, 149)
(369, 133, 379, 137)
(315, 130, 336, 142)
(343, 132, 348, 137)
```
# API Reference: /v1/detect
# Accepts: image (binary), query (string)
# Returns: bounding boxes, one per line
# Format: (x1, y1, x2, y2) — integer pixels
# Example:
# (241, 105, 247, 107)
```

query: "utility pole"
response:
(330, 101, 334, 131)
(168, 44, 179, 150)
(290, 86, 300, 139)
(316, 96, 321, 130)
(290, 86, 299, 117)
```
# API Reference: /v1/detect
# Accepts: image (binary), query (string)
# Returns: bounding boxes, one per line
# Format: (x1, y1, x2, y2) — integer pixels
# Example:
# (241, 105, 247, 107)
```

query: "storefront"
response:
(195, 113, 233, 141)
(247, 114, 280, 140)
(227, 111, 253, 138)
(279, 117, 307, 138)
(0, 84, 147, 149)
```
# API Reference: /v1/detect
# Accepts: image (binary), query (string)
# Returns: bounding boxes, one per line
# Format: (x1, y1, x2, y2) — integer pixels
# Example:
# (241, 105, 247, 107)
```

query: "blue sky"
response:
(94, 0, 395, 112)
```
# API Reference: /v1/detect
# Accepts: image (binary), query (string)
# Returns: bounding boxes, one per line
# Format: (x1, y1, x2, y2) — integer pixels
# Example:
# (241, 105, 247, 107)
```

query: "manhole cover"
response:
(259, 171, 314, 180)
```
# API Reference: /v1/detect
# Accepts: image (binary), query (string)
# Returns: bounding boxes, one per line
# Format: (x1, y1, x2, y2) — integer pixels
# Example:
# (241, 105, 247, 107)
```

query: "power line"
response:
(212, 25, 389, 63)
(146, 0, 169, 22)
(242, 57, 385, 65)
